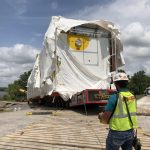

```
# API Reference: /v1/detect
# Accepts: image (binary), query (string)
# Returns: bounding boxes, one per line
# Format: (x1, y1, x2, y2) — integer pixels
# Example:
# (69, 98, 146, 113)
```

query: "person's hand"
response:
(98, 112, 111, 124)
(98, 112, 103, 121)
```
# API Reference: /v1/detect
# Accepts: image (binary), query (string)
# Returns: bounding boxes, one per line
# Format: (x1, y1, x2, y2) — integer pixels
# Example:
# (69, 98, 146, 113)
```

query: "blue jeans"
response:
(106, 129, 134, 150)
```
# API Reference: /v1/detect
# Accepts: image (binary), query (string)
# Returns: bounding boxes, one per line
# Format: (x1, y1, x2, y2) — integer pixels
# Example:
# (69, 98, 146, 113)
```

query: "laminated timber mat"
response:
(0, 109, 149, 150)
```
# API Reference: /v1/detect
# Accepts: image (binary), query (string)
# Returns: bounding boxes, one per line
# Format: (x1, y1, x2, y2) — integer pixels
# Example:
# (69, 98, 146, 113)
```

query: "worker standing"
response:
(98, 72, 138, 150)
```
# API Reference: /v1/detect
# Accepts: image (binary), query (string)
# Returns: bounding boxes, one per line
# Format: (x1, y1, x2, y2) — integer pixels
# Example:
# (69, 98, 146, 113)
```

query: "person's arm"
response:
(98, 111, 112, 124)
(98, 94, 117, 124)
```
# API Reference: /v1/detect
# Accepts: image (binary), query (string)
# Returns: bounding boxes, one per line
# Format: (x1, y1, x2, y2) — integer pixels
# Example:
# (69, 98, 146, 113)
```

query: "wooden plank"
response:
(0, 109, 149, 150)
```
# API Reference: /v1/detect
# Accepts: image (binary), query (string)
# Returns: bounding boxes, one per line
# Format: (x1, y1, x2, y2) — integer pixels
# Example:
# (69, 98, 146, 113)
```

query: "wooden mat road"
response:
(0, 109, 149, 150)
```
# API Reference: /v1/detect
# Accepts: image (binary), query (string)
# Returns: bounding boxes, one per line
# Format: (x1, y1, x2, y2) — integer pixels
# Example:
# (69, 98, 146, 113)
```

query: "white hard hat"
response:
(113, 72, 129, 82)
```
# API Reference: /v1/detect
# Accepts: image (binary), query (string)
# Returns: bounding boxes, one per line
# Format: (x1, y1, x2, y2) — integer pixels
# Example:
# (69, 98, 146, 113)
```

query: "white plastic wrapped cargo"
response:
(27, 16, 125, 100)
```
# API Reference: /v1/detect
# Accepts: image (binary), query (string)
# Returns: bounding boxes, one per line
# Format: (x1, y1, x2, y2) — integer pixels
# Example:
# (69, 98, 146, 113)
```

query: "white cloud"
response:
(123, 22, 144, 38)
(0, 44, 40, 86)
(70, 0, 150, 27)
(122, 22, 150, 47)
(123, 46, 150, 75)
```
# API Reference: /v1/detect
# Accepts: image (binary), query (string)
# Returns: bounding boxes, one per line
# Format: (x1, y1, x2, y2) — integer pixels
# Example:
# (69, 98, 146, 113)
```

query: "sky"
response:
(0, 0, 150, 87)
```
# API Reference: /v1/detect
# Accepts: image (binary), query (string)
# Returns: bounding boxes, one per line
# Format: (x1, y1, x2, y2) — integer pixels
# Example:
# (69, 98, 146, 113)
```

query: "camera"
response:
(132, 137, 142, 150)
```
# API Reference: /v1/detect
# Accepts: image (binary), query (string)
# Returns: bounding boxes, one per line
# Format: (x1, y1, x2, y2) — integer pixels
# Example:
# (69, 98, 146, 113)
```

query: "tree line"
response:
(128, 70, 150, 95)
(2, 70, 150, 101)
(0, 87, 7, 91)
(3, 70, 31, 101)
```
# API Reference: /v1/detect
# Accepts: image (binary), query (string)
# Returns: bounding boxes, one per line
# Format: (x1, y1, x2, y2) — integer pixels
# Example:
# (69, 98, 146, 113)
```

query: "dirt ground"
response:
(137, 96, 150, 132)
(0, 96, 150, 137)
(0, 102, 46, 136)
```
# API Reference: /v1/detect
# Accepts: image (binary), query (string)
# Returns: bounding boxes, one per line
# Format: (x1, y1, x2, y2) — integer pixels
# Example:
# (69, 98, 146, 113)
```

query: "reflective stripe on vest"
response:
(109, 91, 138, 131)
(112, 112, 136, 118)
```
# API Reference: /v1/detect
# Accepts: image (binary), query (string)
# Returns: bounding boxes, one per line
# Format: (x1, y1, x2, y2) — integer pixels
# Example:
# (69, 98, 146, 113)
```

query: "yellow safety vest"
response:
(109, 91, 138, 131)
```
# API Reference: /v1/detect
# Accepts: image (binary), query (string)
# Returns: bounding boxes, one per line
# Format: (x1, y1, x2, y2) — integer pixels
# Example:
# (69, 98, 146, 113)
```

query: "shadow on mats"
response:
(70, 105, 105, 116)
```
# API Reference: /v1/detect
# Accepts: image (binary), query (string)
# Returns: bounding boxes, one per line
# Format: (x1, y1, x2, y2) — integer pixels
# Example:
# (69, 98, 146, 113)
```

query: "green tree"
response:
(4, 70, 32, 101)
(128, 70, 150, 95)
(18, 70, 31, 91)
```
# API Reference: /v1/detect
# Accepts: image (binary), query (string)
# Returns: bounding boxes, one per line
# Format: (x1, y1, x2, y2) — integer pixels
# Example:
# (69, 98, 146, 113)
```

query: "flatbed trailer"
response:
(29, 88, 115, 109)
(69, 89, 115, 107)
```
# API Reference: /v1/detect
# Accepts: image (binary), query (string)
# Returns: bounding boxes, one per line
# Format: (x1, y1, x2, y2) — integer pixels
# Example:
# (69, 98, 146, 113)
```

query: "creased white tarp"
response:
(27, 16, 124, 101)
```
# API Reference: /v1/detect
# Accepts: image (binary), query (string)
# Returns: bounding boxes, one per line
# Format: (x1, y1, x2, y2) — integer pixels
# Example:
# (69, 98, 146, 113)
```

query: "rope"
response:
(83, 103, 105, 150)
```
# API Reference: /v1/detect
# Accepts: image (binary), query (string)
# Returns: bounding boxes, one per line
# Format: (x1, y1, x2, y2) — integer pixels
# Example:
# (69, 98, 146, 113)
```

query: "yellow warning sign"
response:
(67, 34, 90, 51)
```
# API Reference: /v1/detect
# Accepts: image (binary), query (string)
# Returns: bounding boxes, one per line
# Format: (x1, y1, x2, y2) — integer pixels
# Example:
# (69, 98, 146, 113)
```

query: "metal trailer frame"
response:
(69, 89, 115, 107)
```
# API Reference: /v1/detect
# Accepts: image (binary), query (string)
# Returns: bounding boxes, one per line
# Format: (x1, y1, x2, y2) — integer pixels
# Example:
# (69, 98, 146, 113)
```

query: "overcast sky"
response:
(0, 0, 150, 87)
